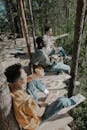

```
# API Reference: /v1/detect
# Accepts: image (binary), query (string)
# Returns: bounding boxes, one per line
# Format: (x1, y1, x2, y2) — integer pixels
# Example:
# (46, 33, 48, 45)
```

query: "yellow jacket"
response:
(11, 88, 41, 130)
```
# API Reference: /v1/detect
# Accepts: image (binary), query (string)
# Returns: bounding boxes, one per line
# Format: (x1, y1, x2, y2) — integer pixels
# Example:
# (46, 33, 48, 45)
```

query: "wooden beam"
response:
(18, 0, 32, 59)
(6, 0, 16, 45)
(40, 73, 71, 83)
(68, 0, 87, 97)
(27, 0, 36, 50)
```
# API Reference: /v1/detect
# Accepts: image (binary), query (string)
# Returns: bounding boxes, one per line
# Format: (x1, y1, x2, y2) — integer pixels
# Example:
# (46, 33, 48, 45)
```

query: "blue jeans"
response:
(42, 97, 76, 121)
(44, 61, 70, 74)
(49, 47, 66, 57)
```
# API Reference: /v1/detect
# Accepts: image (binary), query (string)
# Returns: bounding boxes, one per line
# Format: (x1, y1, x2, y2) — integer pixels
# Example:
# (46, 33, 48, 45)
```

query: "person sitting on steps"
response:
(43, 25, 67, 58)
(5, 63, 76, 130)
(30, 37, 70, 74)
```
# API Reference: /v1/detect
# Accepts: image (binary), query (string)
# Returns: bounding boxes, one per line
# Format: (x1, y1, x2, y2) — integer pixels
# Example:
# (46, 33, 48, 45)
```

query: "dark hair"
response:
(44, 25, 51, 33)
(36, 36, 44, 49)
(4, 63, 22, 83)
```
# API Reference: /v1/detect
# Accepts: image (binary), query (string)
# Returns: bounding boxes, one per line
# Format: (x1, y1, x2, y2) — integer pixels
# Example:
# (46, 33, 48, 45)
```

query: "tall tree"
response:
(5, 0, 16, 44)
(68, 0, 87, 97)
(27, 0, 36, 50)
(18, 0, 32, 59)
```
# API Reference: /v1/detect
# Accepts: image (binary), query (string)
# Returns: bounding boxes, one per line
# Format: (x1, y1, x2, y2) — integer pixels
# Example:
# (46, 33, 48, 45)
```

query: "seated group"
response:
(30, 25, 70, 74)
(4, 25, 78, 130)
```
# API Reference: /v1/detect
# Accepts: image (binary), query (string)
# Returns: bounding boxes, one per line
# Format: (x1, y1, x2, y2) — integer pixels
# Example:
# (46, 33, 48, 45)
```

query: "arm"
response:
(51, 33, 69, 41)
(42, 89, 49, 105)
(15, 97, 41, 130)
(25, 97, 46, 120)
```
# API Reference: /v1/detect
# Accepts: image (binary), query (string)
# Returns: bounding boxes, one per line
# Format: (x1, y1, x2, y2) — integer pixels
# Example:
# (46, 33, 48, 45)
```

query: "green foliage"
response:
(73, 102, 87, 130)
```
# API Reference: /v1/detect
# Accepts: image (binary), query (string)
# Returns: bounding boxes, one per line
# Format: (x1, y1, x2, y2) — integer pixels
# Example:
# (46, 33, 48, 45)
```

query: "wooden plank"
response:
(47, 82, 66, 90)
(1, 58, 20, 70)
(37, 89, 67, 104)
(40, 73, 71, 86)
(46, 89, 68, 104)
(36, 113, 73, 130)
(57, 125, 72, 130)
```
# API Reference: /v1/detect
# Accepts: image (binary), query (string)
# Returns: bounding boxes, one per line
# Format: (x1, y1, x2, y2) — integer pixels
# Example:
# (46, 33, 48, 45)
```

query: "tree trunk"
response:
(18, 0, 32, 59)
(18, 3, 25, 38)
(27, 0, 36, 50)
(5, 0, 16, 44)
(68, 0, 87, 97)
(83, 35, 87, 63)
(0, 65, 20, 130)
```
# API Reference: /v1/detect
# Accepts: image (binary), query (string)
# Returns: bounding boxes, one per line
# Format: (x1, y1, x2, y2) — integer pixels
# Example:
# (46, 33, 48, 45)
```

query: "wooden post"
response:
(18, 0, 32, 59)
(6, 0, 16, 45)
(16, 0, 25, 38)
(28, 0, 36, 50)
(68, 0, 87, 97)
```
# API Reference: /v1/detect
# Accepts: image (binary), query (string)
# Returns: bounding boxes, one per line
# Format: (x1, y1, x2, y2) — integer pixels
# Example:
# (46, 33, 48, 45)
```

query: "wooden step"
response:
(36, 113, 73, 130)
(40, 73, 71, 84)
(37, 89, 67, 104)
(1, 58, 20, 70)
(38, 94, 85, 127)
(56, 125, 72, 130)
(46, 89, 68, 104)
(47, 82, 66, 90)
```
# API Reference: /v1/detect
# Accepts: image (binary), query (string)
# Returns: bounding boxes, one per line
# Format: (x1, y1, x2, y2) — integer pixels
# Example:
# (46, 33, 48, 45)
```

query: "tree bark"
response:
(5, 0, 16, 44)
(27, 0, 36, 50)
(68, 0, 87, 97)
(18, 0, 32, 59)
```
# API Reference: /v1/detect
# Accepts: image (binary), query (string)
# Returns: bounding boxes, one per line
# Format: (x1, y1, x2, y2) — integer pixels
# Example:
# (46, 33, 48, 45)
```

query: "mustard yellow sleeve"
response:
(15, 98, 40, 130)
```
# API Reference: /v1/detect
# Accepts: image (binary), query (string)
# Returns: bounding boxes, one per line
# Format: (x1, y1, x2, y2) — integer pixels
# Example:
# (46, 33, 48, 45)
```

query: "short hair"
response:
(36, 36, 44, 49)
(44, 25, 51, 33)
(4, 63, 22, 83)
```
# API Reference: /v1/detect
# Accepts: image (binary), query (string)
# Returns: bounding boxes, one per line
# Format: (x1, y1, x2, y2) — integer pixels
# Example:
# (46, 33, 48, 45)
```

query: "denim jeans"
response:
(42, 97, 76, 121)
(44, 61, 70, 74)
(49, 47, 66, 57)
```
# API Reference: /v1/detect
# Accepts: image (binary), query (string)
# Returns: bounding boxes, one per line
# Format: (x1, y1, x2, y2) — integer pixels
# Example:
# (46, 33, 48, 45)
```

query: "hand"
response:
(41, 102, 48, 107)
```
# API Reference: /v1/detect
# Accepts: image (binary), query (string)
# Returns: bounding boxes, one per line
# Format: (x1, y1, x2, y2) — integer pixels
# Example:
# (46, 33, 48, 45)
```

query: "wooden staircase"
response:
(0, 38, 86, 130)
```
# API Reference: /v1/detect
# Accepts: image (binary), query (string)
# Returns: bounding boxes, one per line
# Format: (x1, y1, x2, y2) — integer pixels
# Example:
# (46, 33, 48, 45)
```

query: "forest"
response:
(0, 0, 87, 130)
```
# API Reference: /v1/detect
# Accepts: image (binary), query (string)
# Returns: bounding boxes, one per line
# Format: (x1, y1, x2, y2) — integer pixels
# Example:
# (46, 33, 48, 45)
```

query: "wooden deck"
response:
(36, 114, 73, 130)
(0, 38, 86, 130)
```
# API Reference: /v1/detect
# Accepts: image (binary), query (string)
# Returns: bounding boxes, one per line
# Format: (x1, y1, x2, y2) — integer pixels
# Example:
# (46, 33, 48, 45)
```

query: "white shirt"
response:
(43, 35, 55, 55)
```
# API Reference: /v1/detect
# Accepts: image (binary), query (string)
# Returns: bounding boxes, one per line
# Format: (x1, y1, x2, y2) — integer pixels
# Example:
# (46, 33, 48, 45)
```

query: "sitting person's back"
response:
(30, 37, 51, 68)
(43, 25, 67, 57)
